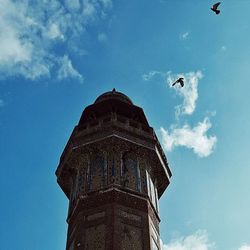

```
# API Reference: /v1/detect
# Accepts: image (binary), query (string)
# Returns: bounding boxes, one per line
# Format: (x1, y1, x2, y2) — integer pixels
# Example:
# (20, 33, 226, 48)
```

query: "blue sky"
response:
(0, 1, 250, 250)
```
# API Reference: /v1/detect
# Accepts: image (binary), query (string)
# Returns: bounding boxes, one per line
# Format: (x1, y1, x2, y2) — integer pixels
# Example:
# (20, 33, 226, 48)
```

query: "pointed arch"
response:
(121, 151, 141, 191)
(88, 152, 107, 191)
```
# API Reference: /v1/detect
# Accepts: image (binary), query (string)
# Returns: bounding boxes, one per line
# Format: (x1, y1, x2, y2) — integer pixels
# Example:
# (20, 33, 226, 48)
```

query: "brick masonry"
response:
(56, 90, 172, 250)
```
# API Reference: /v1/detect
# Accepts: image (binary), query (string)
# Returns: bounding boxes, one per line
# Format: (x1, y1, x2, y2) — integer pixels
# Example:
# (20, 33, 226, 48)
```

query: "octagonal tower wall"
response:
(56, 89, 172, 250)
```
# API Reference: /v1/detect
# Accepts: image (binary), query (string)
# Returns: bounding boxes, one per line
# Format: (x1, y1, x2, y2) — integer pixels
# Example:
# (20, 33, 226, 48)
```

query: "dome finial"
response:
(112, 88, 116, 92)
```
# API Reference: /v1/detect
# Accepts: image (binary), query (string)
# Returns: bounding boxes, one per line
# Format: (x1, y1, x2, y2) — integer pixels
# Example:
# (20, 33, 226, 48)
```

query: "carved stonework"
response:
(119, 210, 141, 223)
(120, 223, 143, 250)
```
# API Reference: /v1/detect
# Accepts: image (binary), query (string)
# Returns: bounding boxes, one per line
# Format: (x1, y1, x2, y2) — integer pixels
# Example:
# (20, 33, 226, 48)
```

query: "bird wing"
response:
(172, 80, 177, 86)
(213, 2, 221, 9)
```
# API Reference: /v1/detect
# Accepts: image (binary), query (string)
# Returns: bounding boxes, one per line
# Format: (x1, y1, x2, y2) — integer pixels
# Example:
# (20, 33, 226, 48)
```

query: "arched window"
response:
(71, 168, 86, 199)
(121, 152, 141, 191)
(88, 155, 106, 191)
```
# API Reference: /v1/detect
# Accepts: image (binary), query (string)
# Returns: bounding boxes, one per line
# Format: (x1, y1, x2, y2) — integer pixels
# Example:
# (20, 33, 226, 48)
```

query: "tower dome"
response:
(94, 88, 133, 105)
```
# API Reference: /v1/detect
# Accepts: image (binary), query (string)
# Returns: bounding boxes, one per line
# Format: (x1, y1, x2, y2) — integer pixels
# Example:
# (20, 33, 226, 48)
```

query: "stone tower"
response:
(56, 89, 171, 250)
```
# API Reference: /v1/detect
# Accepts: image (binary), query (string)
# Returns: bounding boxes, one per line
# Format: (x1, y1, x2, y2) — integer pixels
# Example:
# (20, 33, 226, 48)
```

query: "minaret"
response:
(56, 89, 171, 250)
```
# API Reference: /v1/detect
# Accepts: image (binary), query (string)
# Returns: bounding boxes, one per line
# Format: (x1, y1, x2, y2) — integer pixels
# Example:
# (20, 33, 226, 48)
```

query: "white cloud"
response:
(0, 0, 112, 80)
(161, 231, 250, 250)
(180, 32, 190, 40)
(46, 23, 64, 40)
(57, 55, 83, 81)
(167, 71, 203, 116)
(161, 230, 214, 250)
(0, 0, 32, 65)
(64, 0, 81, 11)
(239, 245, 250, 250)
(160, 117, 217, 158)
(82, 0, 97, 20)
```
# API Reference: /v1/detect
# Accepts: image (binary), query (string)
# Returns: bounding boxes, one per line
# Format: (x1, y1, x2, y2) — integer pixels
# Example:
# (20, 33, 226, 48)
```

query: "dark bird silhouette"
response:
(172, 77, 184, 87)
(211, 2, 221, 14)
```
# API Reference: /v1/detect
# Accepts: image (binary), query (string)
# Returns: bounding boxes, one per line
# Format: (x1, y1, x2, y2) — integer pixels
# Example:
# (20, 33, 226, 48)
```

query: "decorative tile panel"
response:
(89, 156, 106, 191)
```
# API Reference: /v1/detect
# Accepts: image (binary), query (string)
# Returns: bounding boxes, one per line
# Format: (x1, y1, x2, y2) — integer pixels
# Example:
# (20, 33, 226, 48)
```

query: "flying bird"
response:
(211, 2, 221, 14)
(172, 77, 184, 87)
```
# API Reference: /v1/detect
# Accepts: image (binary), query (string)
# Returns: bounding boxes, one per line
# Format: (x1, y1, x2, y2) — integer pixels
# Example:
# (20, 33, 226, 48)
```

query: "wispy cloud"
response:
(180, 31, 190, 40)
(57, 55, 83, 82)
(239, 245, 250, 250)
(161, 230, 215, 250)
(142, 70, 164, 81)
(161, 230, 250, 250)
(45, 23, 64, 41)
(167, 71, 203, 116)
(100, 0, 113, 8)
(160, 117, 217, 158)
(0, 0, 112, 81)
